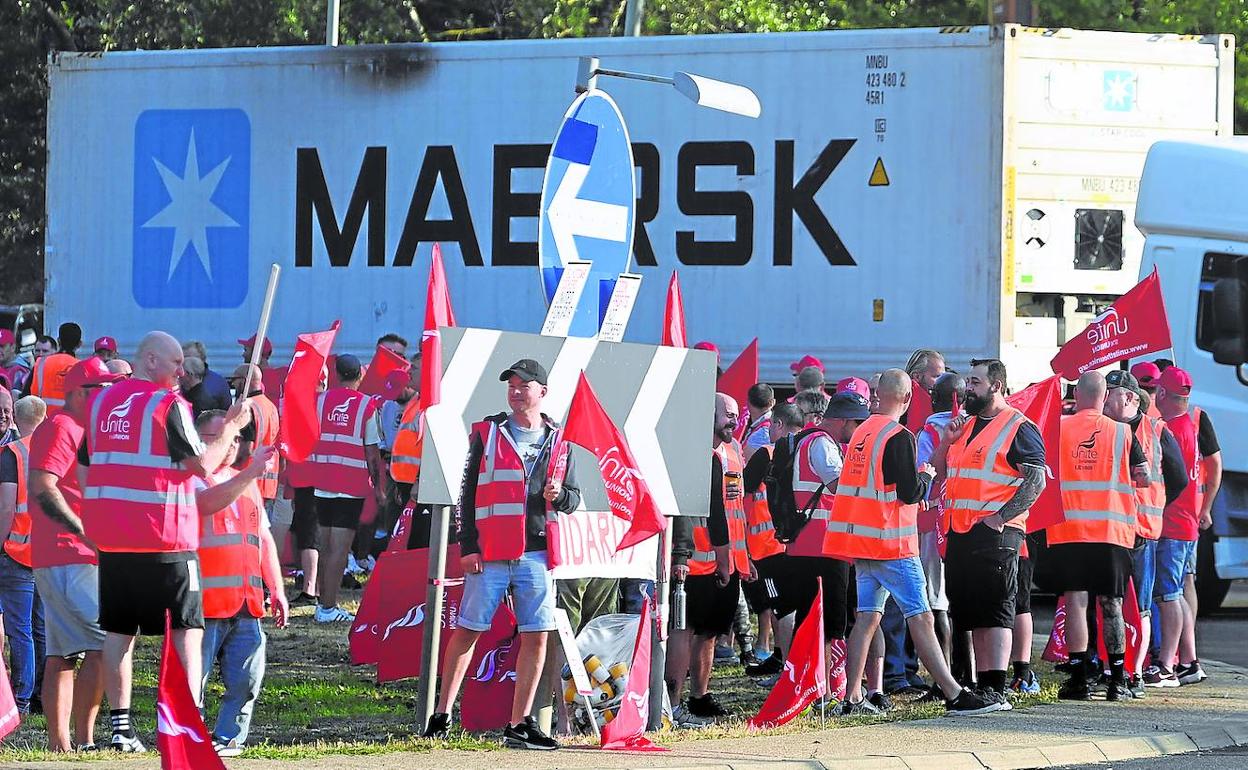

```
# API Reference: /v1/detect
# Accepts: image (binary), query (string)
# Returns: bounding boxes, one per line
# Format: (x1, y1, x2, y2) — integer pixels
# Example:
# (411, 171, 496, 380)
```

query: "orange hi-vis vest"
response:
(1134, 414, 1166, 540)
(30, 353, 77, 414)
(691, 442, 752, 576)
(1048, 410, 1137, 549)
(199, 469, 266, 619)
(825, 414, 919, 561)
(944, 407, 1032, 534)
(469, 416, 568, 566)
(250, 394, 281, 500)
(744, 449, 784, 561)
(389, 399, 423, 485)
(3, 437, 32, 567)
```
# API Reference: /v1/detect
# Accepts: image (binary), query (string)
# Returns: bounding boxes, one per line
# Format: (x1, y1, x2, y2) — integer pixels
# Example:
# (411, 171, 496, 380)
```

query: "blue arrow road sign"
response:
(539, 89, 636, 338)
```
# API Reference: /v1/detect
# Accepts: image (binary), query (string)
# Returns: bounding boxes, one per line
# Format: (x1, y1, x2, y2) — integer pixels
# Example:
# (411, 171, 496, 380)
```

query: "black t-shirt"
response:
(79, 402, 202, 467)
(708, 453, 729, 547)
(743, 446, 771, 494)
(0, 445, 16, 484)
(880, 430, 931, 505)
(1197, 410, 1220, 456)
(967, 415, 1047, 471)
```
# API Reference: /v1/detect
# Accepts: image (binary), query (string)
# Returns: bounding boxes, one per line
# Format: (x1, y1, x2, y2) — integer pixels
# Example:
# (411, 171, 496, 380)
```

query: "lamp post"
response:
(576, 56, 761, 118)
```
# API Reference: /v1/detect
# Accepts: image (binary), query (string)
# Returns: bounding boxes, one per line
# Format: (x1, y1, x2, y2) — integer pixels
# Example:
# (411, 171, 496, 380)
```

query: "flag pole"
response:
(647, 524, 671, 731)
(240, 263, 281, 400)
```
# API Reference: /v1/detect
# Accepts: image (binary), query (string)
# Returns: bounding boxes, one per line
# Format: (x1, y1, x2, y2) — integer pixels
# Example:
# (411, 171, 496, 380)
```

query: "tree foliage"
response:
(2, 0, 1246, 302)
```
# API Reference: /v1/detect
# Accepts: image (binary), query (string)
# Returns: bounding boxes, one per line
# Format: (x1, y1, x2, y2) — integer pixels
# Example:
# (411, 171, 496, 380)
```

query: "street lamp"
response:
(576, 56, 761, 118)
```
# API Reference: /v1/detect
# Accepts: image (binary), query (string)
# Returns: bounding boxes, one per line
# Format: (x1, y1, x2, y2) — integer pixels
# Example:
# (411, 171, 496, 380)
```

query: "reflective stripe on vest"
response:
(825, 415, 920, 560)
(199, 476, 266, 619)
(789, 431, 838, 559)
(715, 441, 752, 575)
(3, 438, 32, 567)
(305, 389, 374, 497)
(470, 418, 566, 567)
(250, 395, 280, 499)
(944, 409, 1030, 534)
(390, 399, 423, 484)
(84, 382, 198, 553)
(1050, 412, 1136, 548)
(1134, 415, 1166, 539)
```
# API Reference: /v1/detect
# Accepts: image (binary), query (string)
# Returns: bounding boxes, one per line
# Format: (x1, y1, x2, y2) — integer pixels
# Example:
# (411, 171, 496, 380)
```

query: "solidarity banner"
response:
(1051, 269, 1171, 379)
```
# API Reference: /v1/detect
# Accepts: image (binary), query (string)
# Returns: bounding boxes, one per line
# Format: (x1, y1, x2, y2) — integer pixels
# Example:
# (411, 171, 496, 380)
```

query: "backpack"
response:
(765, 428, 826, 543)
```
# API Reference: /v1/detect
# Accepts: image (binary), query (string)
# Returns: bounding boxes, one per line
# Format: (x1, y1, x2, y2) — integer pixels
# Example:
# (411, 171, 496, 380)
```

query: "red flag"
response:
(278, 321, 340, 463)
(1042, 597, 1069, 663)
(358, 344, 411, 398)
(0, 648, 19, 741)
(156, 626, 225, 770)
(662, 271, 687, 348)
(1096, 577, 1143, 673)
(1051, 268, 1171, 379)
(375, 547, 466, 683)
(905, 378, 933, 433)
(827, 637, 847, 701)
(601, 598, 668, 751)
(1005, 376, 1063, 532)
(718, 338, 759, 440)
(419, 243, 457, 413)
(460, 605, 519, 732)
(561, 373, 667, 551)
(749, 581, 826, 730)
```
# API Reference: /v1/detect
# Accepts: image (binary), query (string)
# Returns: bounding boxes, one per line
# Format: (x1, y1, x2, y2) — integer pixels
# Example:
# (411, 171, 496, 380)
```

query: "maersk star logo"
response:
(1102, 71, 1136, 112)
(132, 109, 250, 308)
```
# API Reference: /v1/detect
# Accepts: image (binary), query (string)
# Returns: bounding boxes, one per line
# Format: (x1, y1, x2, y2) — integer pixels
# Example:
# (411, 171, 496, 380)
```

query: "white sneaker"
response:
(110, 733, 146, 753)
(346, 553, 363, 575)
(671, 705, 711, 728)
(213, 738, 244, 757)
(315, 605, 355, 624)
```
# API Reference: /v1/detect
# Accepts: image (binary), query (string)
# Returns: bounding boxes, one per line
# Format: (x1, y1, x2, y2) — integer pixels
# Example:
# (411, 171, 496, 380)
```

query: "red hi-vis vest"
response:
(789, 431, 836, 559)
(30, 353, 77, 415)
(690, 442, 752, 576)
(1049, 410, 1137, 549)
(3, 437, 32, 567)
(825, 415, 919, 561)
(469, 417, 568, 566)
(1161, 407, 1205, 541)
(306, 388, 376, 497)
(944, 407, 1032, 534)
(84, 379, 198, 553)
(199, 469, 266, 619)
(249, 394, 281, 500)
(1134, 415, 1166, 540)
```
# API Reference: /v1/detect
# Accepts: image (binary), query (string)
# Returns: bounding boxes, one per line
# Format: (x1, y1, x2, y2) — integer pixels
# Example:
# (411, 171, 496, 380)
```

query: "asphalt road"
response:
(1057, 582, 1248, 769)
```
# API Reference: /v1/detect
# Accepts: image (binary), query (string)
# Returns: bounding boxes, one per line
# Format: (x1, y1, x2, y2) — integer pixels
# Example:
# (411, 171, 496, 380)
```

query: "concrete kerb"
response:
(605, 718, 1248, 770)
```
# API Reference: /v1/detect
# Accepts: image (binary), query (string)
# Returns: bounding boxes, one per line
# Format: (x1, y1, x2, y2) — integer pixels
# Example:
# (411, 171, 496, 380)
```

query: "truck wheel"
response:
(1196, 529, 1231, 616)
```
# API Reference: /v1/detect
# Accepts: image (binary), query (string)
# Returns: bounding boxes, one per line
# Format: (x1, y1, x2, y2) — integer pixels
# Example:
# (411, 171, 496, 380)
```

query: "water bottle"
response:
(673, 579, 687, 630)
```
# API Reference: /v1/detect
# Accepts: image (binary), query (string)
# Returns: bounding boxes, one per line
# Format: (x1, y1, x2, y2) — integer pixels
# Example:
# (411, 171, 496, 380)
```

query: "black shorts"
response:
(1015, 544, 1035, 615)
(743, 554, 797, 615)
(316, 495, 365, 530)
(682, 573, 740, 638)
(98, 551, 204, 636)
(788, 556, 851, 640)
(292, 486, 320, 551)
(1050, 542, 1132, 598)
(946, 523, 1022, 630)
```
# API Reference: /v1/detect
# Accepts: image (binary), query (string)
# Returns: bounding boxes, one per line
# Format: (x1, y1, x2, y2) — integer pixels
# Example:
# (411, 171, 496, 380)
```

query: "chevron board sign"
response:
(418, 328, 715, 576)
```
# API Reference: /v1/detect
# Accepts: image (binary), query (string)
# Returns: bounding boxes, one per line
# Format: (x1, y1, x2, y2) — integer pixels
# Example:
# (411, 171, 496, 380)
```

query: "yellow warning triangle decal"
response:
(869, 157, 890, 187)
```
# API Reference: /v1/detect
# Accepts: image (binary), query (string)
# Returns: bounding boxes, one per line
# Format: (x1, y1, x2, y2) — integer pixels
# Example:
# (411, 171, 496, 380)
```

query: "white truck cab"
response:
(1136, 139, 1248, 612)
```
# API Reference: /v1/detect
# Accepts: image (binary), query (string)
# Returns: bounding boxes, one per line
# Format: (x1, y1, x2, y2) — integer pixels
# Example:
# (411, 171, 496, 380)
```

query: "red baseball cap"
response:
(1158, 366, 1193, 395)
(0, 330, 14, 346)
(63, 357, 123, 392)
(238, 334, 274, 357)
(693, 341, 719, 354)
(94, 336, 117, 352)
(1130, 361, 1161, 387)
(790, 354, 824, 374)
(836, 376, 870, 396)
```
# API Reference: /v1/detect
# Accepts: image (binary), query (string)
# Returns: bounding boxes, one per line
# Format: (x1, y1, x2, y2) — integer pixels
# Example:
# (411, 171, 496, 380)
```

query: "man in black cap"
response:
(424, 359, 580, 750)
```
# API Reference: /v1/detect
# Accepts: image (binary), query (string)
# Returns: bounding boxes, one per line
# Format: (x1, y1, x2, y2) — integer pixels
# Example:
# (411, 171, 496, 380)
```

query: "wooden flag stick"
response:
(240, 263, 281, 400)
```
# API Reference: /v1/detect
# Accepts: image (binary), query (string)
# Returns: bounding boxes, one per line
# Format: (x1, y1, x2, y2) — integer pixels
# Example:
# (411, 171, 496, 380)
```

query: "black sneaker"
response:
(290, 591, 318, 606)
(867, 691, 894, 712)
(944, 687, 1006, 716)
(1105, 679, 1132, 702)
(502, 716, 559, 750)
(1127, 675, 1146, 699)
(979, 687, 1012, 711)
(739, 648, 762, 668)
(745, 648, 784, 677)
(1176, 661, 1207, 685)
(341, 573, 362, 590)
(422, 712, 451, 739)
(1058, 677, 1091, 701)
(686, 692, 729, 719)
(916, 685, 946, 704)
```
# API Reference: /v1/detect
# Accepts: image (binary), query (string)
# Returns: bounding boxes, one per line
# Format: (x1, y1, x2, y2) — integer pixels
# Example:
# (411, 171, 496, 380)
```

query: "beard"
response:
(716, 424, 735, 443)
(963, 391, 990, 416)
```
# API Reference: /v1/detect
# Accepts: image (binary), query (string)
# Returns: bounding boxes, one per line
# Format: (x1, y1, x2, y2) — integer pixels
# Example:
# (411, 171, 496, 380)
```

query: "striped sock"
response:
(110, 709, 135, 738)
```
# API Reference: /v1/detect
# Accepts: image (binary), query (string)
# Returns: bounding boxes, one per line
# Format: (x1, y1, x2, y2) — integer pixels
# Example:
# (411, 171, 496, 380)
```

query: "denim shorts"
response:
(1155, 538, 1197, 603)
(458, 551, 556, 633)
(855, 556, 932, 619)
(1131, 539, 1157, 617)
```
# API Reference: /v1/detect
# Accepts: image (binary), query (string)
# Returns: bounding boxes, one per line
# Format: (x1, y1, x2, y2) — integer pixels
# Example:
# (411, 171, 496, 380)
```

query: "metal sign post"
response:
(414, 504, 451, 732)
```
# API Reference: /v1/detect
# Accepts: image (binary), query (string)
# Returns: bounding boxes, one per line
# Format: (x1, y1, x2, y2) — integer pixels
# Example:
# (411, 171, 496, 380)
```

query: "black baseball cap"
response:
(499, 358, 547, 386)
(825, 391, 870, 420)
(1106, 369, 1142, 397)
(335, 353, 362, 382)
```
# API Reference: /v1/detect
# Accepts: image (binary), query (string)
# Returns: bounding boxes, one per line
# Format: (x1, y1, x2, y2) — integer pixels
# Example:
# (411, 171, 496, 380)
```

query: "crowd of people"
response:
(0, 324, 1223, 755)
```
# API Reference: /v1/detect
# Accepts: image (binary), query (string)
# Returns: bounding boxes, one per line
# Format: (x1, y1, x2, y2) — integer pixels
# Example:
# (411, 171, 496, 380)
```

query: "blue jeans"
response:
(0, 552, 45, 711)
(1155, 538, 1197, 602)
(619, 579, 655, 615)
(856, 556, 932, 619)
(882, 597, 921, 690)
(202, 615, 266, 746)
(1131, 539, 1157, 617)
